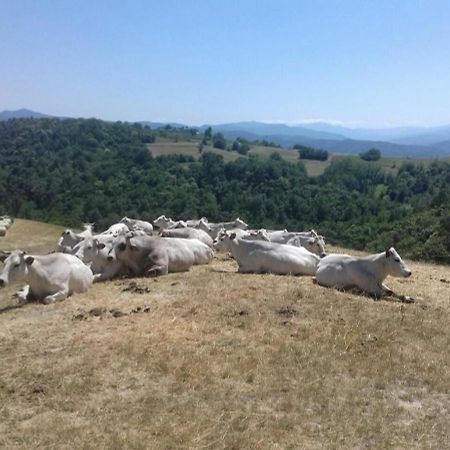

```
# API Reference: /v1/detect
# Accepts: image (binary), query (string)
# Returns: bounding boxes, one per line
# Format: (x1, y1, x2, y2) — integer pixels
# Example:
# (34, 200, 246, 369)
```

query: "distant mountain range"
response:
(0, 108, 53, 120)
(2, 109, 450, 157)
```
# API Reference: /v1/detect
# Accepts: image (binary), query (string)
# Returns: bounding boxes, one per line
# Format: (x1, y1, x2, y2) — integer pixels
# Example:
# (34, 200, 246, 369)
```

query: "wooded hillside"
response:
(0, 118, 449, 263)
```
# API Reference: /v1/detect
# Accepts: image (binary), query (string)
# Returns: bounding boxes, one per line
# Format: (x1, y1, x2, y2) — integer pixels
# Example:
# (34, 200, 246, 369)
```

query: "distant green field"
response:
(148, 138, 450, 177)
(148, 139, 241, 162)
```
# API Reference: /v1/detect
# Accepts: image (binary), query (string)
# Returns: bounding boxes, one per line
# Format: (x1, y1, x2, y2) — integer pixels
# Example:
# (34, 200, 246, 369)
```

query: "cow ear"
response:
(97, 242, 106, 249)
(0, 254, 8, 262)
(25, 256, 35, 265)
(385, 248, 392, 258)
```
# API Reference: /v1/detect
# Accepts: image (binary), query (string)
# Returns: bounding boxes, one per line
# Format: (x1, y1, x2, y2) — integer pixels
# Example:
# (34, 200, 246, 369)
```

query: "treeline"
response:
(0, 118, 449, 263)
(294, 144, 329, 161)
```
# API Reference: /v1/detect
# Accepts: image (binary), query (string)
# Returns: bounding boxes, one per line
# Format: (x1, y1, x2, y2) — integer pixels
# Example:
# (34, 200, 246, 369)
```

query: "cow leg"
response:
(146, 264, 168, 277)
(381, 283, 415, 303)
(355, 277, 386, 299)
(14, 285, 31, 303)
(42, 289, 69, 304)
(94, 265, 122, 282)
(93, 273, 106, 283)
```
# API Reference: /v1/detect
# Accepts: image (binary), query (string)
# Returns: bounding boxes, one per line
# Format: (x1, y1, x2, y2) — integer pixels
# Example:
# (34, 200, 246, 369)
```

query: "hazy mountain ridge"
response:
(198, 121, 347, 141)
(2, 109, 450, 157)
(0, 108, 54, 120)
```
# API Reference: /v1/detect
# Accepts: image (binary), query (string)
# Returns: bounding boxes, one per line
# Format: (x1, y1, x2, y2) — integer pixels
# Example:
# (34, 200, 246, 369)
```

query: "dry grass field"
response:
(1, 219, 449, 449)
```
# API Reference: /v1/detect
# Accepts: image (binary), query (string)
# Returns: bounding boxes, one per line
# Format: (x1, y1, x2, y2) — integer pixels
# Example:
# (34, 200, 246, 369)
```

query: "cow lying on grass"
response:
(0, 250, 93, 304)
(314, 247, 414, 302)
(111, 234, 213, 277)
(215, 231, 320, 275)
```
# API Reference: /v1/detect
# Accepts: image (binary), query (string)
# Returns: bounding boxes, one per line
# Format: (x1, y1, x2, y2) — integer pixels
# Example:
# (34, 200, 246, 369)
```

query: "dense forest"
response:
(0, 118, 449, 263)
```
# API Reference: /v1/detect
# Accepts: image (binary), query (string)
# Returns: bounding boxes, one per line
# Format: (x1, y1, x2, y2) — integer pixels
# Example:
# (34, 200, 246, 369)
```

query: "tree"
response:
(232, 139, 250, 155)
(203, 127, 212, 142)
(360, 148, 381, 161)
(212, 132, 226, 150)
(295, 144, 328, 161)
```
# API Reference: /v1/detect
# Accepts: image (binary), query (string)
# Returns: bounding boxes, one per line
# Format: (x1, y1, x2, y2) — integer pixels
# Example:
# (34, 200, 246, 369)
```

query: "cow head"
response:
(234, 218, 248, 230)
(109, 234, 138, 262)
(304, 236, 326, 258)
(0, 250, 30, 287)
(74, 238, 101, 263)
(153, 215, 170, 228)
(198, 218, 212, 232)
(385, 247, 412, 278)
(82, 223, 95, 232)
(213, 230, 235, 251)
(253, 229, 270, 241)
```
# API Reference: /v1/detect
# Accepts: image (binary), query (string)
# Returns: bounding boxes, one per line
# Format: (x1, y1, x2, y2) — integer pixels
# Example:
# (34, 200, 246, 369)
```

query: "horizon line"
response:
(2, 107, 450, 130)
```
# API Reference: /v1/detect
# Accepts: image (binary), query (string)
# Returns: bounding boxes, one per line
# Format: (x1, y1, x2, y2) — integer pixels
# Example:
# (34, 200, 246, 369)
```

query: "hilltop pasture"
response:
(148, 137, 450, 177)
(0, 219, 449, 449)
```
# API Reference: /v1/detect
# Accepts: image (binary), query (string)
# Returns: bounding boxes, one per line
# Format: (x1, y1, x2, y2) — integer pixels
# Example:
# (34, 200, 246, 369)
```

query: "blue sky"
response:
(1, 0, 450, 126)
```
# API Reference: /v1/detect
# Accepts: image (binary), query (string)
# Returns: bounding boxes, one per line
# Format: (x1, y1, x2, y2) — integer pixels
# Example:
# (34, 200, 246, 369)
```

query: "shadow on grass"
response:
(0, 301, 27, 315)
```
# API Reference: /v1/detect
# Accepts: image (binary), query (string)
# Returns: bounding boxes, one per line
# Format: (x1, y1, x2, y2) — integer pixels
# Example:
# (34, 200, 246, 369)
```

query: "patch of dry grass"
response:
(1, 221, 449, 449)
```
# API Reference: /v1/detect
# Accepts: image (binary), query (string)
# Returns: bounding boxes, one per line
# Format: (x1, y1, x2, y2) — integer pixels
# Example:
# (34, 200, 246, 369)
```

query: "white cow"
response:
(314, 247, 413, 301)
(185, 217, 208, 228)
(263, 229, 326, 257)
(163, 237, 213, 265)
(56, 223, 94, 253)
(0, 216, 13, 229)
(266, 229, 318, 244)
(120, 216, 153, 234)
(57, 229, 86, 253)
(153, 215, 187, 230)
(73, 235, 127, 282)
(160, 227, 214, 247)
(101, 222, 130, 237)
(215, 232, 320, 275)
(0, 250, 93, 304)
(199, 218, 248, 239)
(111, 234, 205, 277)
(79, 223, 94, 237)
(213, 228, 270, 251)
(286, 235, 326, 258)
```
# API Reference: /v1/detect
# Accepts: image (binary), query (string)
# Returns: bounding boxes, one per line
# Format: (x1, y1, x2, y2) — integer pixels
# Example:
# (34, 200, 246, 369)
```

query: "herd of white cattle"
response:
(0, 215, 414, 305)
(0, 216, 13, 237)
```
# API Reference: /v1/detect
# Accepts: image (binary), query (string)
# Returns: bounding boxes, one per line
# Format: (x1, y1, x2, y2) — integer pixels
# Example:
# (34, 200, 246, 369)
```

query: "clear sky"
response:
(1, 0, 450, 127)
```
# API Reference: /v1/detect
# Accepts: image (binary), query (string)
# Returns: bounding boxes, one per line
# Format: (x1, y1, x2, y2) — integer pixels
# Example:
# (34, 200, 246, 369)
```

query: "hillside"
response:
(3, 109, 450, 156)
(1, 219, 449, 449)
(1, 118, 449, 264)
(148, 137, 450, 177)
